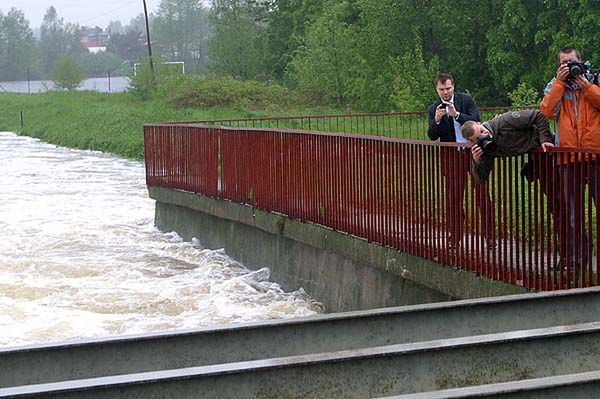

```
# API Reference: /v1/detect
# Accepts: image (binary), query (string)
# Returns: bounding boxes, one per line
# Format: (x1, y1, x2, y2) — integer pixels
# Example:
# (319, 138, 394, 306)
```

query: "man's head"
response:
(461, 120, 491, 144)
(558, 46, 582, 66)
(434, 73, 454, 102)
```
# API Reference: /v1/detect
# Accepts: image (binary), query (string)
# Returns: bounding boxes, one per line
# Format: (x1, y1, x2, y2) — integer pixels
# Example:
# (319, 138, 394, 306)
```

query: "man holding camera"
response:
(427, 72, 494, 248)
(540, 46, 600, 150)
(461, 110, 555, 182)
(540, 46, 600, 272)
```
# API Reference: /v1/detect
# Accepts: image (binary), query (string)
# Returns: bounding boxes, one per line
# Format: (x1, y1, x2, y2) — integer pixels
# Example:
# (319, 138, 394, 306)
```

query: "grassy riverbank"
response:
(0, 91, 336, 160)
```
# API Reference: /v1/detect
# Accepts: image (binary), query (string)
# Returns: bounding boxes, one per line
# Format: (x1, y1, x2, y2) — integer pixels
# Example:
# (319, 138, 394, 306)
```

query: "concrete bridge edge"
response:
(149, 187, 528, 312)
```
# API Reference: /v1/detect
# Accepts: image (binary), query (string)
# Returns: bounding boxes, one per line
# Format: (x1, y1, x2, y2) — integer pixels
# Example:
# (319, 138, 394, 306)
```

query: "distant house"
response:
(80, 26, 110, 53)
(81, 40, 106, 53)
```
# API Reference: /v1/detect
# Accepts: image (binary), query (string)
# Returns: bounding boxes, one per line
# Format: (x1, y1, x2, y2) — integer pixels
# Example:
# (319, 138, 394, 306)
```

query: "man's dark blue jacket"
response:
(427, 92, 480, 142)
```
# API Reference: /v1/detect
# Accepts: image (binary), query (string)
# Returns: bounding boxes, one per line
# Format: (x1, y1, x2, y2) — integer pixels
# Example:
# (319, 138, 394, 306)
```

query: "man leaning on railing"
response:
(461, 110, 555, 183)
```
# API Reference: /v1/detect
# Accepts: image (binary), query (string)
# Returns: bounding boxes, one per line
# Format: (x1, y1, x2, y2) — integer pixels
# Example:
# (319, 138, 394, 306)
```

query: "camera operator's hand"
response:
(434, 104, 446, 124)
(541, 142, 555, 152)
(471, 144, 483, 163)
(574, 75, 591, 89)
(556, 63, 570, 82)
(447, 103, 458, 119)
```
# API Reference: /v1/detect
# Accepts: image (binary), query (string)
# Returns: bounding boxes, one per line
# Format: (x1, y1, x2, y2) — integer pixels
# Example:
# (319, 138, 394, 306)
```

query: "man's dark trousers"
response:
(442, 148, 494, 246)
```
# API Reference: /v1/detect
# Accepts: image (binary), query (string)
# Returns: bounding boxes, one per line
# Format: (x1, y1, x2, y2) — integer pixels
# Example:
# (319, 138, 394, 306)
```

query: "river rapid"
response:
(0, 132, 321, 347)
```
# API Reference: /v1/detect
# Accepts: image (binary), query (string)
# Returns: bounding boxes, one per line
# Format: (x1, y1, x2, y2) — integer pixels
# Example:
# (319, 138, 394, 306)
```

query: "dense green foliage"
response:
(128, 64, 318, 109)
(77, 52, 126, 77)
(207, 0, 269, 79)
(39, 6, 86, 76)
(163, 77, 311, 109)
(0, 8, 37, 81)
(153, 0, 210, 71)
(162, 0, 600, 110)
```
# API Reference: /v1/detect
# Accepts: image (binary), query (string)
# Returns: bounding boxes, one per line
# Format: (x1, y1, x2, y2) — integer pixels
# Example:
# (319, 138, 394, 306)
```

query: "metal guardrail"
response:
(144, 110, 598, 291)
(154, 107, 535, 140)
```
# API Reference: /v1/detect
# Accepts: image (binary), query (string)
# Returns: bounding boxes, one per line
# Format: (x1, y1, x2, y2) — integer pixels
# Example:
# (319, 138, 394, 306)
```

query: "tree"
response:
(261, 0, 323, 81)
(287, 2, 363, 106)
(390, 38, 440, 112)
(485, 0, 556, 102)
(39, 7, 86, 76)
(107, 29, 146, 62)
(153, 0, 210, 71)
(128, 13, 149, 34)
(52, 55, 85, 91)
(77, 51, 124, 77)
(207, 0, 268, 79)
(106, 20, 123, 34)
(0, 8, 38, 81)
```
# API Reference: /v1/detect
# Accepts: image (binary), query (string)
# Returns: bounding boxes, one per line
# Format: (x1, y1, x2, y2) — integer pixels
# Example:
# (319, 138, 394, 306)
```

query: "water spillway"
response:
(0, 132, 320, 348)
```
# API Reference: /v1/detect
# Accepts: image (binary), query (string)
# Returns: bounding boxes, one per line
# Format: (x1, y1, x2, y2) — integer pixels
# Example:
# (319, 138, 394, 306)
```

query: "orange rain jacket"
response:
(540, 79, 600, 151)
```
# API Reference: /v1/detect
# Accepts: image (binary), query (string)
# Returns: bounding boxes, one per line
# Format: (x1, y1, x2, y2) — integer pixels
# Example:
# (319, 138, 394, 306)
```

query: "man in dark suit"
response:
(427, 73, 494, 249)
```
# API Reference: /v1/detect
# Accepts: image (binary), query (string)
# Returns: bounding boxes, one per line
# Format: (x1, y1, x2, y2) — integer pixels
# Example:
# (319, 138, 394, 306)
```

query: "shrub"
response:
(508, 82, 540, 106)
(166, 77, 301, 109)
(52, 55, 85, 91)
(389, 40, 440, 112)
(127, 57, 185, 100)
(141, 74, 313, 110)
(127, 59, 158, 100)
(129, 61, 316, 110)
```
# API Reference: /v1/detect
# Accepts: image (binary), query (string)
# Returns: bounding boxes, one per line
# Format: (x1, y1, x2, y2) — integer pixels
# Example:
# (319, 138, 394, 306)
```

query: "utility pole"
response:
(142, 0, 155, 79)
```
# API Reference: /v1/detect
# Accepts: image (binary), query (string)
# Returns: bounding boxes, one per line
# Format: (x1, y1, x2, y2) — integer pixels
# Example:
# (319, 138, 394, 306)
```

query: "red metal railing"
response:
(156, 107, 534, 140)
(144, 122, 599, 291)
(144, 124, 219, 197)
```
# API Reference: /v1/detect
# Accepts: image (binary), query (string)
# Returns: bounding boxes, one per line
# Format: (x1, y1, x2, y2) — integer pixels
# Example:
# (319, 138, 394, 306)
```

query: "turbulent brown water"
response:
(0, 132, 321, 347)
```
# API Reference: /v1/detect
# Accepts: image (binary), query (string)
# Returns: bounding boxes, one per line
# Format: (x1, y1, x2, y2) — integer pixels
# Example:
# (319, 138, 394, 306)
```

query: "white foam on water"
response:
(0, 132, 322, 347)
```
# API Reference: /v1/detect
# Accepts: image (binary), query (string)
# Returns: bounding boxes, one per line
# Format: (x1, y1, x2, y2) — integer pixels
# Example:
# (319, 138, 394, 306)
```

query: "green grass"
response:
(0, 91, 342, 160)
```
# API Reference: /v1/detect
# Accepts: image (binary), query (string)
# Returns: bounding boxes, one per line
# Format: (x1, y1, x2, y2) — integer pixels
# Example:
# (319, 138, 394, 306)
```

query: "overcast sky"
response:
(1, 0, 163, 29)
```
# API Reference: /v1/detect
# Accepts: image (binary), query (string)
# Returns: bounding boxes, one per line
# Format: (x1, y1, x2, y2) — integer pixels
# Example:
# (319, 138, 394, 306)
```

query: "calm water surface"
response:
(0, 132, 321, 347)
(0, 77, 129, 93)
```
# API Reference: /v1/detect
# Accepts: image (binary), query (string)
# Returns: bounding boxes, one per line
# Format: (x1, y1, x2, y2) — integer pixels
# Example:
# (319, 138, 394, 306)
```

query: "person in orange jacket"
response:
(540, 45, 600, 275)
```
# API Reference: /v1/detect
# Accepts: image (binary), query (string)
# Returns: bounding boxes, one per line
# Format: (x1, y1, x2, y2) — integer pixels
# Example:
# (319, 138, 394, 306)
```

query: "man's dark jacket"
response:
(472, 110, 553, 182)
(427, 92, 480, 142)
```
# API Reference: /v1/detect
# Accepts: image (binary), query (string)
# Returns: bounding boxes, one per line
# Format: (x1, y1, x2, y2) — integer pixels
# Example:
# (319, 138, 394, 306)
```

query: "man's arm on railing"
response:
(532, 109, 554, 144)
